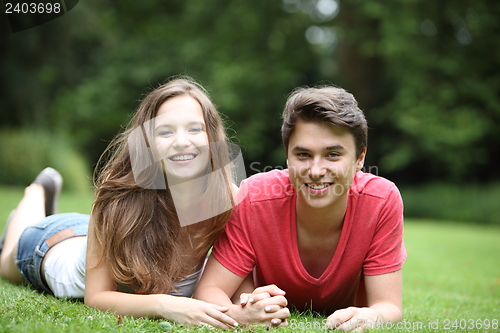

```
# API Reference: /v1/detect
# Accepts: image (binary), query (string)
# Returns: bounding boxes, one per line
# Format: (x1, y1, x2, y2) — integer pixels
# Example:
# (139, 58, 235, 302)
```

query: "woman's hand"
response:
(158, 296, 239, 329)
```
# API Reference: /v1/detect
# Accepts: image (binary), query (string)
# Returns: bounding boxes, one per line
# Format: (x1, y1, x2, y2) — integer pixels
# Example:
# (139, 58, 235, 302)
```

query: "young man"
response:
(194, 85, 406, 330)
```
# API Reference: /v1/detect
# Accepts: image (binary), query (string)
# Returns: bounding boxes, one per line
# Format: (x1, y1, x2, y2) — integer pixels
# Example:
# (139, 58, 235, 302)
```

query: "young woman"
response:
(0, 77, 248, 328)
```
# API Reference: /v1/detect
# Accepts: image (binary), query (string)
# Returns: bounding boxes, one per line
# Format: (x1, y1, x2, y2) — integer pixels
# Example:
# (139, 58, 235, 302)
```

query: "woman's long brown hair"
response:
(91, 76, 234, 294)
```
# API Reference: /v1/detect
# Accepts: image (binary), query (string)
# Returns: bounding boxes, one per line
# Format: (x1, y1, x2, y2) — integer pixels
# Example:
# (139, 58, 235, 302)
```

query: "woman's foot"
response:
(32, 167, 63, 216)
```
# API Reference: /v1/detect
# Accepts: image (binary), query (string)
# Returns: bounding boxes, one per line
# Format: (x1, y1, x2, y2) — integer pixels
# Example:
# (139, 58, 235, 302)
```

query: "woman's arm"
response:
(84, 217, 238, 329)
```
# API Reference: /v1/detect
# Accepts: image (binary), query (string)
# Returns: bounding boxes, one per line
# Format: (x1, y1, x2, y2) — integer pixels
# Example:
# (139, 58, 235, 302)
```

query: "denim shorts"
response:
(15, 213, 89, 294)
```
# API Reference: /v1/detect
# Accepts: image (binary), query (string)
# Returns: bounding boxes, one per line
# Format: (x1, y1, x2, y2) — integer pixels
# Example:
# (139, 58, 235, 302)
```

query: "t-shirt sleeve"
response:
(363, 184, 407, 275)
(212, 180, 256, 277)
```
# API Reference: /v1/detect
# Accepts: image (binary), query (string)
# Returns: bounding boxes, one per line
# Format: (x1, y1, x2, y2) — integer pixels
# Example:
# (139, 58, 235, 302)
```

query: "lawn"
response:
(0, 186, 499, 332)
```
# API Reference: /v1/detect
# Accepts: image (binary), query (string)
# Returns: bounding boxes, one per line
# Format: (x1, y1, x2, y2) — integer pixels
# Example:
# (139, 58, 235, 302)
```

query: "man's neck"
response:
(295, 195, 348, 235)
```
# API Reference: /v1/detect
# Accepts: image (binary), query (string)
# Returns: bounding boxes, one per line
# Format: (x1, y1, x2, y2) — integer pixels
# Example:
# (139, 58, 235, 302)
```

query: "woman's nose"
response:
(173, 131, 190, 150)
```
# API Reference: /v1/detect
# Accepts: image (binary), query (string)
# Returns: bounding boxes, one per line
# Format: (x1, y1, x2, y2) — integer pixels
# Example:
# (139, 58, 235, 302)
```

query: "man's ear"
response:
(356, 147, 367, 171)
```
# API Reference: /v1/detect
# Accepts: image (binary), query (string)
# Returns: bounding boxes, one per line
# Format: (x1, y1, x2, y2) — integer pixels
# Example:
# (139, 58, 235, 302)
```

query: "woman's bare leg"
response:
(0, 184, 46, 283)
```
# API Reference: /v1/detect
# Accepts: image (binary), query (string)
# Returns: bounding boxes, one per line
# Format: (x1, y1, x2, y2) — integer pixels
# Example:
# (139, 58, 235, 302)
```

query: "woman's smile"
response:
(153, 95, 210, 181)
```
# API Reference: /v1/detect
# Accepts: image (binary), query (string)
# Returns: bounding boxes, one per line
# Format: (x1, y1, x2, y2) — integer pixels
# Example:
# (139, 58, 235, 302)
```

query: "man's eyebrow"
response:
(325, 144, 346, 151)
(291, 146, 310, 152)
(291, 145, 346, 151)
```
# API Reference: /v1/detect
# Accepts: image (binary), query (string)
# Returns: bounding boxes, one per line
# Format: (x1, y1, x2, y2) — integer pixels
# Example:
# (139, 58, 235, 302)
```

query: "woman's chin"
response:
(165, 168, 206, 184)
(163, 160, 205, 181)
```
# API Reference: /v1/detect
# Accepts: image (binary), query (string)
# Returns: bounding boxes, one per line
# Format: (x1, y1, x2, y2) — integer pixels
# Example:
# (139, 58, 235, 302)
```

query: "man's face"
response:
(287, 118, 366, 211)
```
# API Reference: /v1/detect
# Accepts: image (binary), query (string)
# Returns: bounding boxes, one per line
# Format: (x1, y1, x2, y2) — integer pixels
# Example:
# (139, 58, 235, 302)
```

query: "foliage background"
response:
(1, 0, 499, 222)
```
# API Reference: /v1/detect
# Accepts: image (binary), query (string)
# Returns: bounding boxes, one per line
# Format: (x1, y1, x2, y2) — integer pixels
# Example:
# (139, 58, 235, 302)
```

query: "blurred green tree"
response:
(332, 0, 500, 182)
(1, 0, 318, 174)
(0, 0, 499, 185)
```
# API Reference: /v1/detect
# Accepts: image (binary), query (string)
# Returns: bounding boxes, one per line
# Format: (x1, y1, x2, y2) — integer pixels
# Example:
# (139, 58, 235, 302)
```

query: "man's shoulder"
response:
(350, 171, 399, 199)
(241, 169, 294, 203)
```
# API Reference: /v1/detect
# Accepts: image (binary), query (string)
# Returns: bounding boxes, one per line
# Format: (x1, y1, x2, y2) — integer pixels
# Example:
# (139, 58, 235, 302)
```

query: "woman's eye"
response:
(157, 130, 173, 136)
(189, 127, 202, 133)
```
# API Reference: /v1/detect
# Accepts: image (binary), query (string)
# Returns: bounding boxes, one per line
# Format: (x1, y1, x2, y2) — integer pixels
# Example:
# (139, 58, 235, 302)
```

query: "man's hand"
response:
(237, 285, 289, 326)
(238, 284, 285, 305)
(325, 306, 383, 331)
(325, 270, 403, 331)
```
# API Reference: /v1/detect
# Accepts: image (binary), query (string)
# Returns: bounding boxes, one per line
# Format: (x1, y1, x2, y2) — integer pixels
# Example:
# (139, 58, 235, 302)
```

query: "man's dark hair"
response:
(281, 85, 368, 158)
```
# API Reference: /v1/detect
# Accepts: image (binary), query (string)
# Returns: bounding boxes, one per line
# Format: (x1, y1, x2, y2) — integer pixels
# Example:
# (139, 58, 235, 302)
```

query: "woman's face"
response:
(153, 95, 210, 182)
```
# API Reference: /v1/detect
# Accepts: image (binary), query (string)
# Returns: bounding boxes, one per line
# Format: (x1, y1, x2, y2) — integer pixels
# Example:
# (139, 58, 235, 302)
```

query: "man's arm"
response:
(194, 255, 290, 326)
(365, 269, 403, 321)
(194, 256, 244, 307)
(231, 274, 255, 304)
(325, 269, 403, 331)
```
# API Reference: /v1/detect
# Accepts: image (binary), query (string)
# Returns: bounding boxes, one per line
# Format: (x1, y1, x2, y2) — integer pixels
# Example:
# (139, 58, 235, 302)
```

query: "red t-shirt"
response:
(213, 169, 406, 314)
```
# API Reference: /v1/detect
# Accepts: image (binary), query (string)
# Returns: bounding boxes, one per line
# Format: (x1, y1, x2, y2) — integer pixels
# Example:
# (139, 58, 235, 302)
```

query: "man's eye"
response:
(297, 153, 310, 158)
(328, 152, 340, 158)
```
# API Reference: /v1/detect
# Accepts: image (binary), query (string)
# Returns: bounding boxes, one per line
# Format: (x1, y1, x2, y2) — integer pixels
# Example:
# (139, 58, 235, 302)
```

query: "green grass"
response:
(0, 186, 499, 332)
